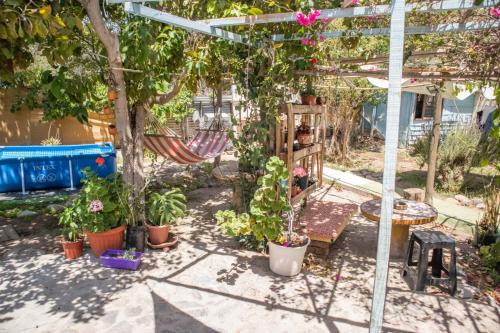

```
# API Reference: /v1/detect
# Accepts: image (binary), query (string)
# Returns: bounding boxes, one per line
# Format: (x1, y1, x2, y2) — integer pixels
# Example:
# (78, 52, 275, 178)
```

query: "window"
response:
(414, 94, 435, 120)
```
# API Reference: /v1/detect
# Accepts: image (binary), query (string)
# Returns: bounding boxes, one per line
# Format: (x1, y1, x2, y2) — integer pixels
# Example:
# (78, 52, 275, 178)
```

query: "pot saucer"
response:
(146, 233, 179, 252)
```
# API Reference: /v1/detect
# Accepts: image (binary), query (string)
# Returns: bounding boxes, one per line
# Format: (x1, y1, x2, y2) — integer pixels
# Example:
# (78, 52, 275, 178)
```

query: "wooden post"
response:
(213, 81, 223, 168)
(286, 104, 294, 199)
(369, 1, 406, 332)
(424, 92, 443, 205)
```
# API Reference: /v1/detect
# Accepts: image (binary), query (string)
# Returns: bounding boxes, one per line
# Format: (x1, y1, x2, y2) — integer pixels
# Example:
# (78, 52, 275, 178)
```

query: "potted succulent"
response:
(59, 207, 84, 260)
(146, 189, 187, 245)
(66, 169, 126, 256)
(297, 122, 313, 147)
(301, 76, 317, 105)
(293, 166, 308, 190)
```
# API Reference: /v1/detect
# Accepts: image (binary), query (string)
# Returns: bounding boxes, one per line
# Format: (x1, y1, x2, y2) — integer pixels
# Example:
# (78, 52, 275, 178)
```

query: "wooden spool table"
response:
(360, 199, 438, 258)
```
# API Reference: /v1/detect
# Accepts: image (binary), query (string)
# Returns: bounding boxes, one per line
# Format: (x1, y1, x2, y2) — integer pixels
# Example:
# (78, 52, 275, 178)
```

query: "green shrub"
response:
(216, 157, 290, 245)
(479, 242, 500, 284)
(410, 126, 481, 192)
(475, 187, 500, 247)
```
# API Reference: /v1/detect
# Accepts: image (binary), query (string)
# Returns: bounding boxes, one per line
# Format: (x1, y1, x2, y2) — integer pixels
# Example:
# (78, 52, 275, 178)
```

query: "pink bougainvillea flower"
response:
(296, 12, 311, 26)
(490, 7, 500, 18)
(95, 157, 105, 166)
(410, 78, 417, 84)
(301, 37, 309, 45)
(308, 39, 316, 47)
(310, 9, 321, 20)
(319, 35, 326, 42)
(367, 15, 376, 21)
(335, 274, 342, 281)
(89, 200, 103, 213)
(351, 0, 361, 5)
(282, 241, 289, 247)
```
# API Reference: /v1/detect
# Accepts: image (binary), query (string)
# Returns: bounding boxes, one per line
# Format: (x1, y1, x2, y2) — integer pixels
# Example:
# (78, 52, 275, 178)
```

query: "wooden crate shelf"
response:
(275, 103, 326, 205)
(291, 182, 318, 205)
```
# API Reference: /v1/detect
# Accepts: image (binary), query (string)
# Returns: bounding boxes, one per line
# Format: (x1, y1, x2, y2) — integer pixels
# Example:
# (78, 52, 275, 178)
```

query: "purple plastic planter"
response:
(100, 249, 143, 271)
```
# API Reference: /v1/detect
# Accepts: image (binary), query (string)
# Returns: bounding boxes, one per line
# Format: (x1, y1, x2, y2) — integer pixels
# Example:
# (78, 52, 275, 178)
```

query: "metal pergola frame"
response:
(106, 1, 499, 332)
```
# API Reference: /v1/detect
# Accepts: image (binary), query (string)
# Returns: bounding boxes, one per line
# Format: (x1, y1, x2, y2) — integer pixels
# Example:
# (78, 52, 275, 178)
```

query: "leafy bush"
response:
(410, 126, 481, 192)
(147, 189, 187, 226)
(216, 157, 289, 244)
(479, 242, 500, 284)
(475, 187, 500, 246)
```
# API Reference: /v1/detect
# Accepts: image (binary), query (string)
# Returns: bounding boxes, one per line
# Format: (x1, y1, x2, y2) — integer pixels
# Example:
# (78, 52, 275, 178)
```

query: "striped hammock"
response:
(144, 130, 229, 165)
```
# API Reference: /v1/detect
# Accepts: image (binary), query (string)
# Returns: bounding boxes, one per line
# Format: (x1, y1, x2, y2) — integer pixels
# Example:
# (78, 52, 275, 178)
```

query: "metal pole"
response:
(69, 159, 75, 191)
(369, 0, 406, 332)
(20, 160, 27, 195)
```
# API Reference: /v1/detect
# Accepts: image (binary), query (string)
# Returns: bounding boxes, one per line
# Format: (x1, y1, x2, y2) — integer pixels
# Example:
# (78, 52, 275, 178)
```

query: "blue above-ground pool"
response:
(0, 143, 116, 193)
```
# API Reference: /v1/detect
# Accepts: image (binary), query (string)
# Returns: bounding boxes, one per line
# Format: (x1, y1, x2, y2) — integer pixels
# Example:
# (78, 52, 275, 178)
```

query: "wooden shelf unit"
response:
(275, 103, 326, 203)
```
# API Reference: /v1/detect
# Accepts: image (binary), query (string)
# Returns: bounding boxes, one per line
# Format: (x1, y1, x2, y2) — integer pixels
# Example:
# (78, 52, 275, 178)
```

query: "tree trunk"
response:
(425, 92, 444, 205)
(80, 0, 144, 214)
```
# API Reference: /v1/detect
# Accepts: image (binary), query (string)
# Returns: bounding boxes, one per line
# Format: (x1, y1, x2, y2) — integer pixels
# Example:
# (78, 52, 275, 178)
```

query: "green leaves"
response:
(147, 189, 187, 226)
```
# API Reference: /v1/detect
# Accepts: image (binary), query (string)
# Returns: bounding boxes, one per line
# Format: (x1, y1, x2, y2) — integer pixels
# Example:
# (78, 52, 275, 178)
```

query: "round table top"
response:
(360, 199, 438, 225)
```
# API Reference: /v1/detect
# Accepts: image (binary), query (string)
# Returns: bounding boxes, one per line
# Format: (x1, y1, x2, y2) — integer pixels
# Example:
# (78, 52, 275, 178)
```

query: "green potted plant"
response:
(146, 189, 187, 245)
(217, 157, 310, 276)
(68, 169, 125, 256)
(59, 206, 84, 260)
(301, 76, 317, 105)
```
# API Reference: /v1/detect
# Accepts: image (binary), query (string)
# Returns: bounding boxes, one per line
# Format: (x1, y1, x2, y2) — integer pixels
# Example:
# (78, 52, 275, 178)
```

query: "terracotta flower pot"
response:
(86, 225, 125, 256)
(301, 95, 317, 106)
(297, 133, 313, 147)
(146, 222, 170, 245)
(61, 239, 84, 260)
(107, 89, 117, 101)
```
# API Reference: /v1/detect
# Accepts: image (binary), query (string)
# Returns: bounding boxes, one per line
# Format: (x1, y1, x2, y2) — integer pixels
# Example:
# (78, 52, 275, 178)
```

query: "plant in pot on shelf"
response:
(59, 207, 83, 260)
(297, 121, 313, 147)
(72, 168, 126, 256)
(146, 189, 187, 246)
(293, 166, 308, 191)
(301, 76, 317, 106)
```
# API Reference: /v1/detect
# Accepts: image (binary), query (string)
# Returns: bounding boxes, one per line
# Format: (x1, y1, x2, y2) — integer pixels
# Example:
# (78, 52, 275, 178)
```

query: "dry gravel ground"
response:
(0, 157, 499, 333)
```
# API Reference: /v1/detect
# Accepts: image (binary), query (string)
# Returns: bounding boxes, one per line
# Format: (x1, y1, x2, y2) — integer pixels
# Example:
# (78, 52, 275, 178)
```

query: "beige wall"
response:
(0, 89, 117, 146)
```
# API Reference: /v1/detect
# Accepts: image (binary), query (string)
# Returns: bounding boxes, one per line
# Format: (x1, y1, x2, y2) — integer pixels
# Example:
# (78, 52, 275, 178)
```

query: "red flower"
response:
(310, 58, 318, 65)
(96, 157, 105, 166)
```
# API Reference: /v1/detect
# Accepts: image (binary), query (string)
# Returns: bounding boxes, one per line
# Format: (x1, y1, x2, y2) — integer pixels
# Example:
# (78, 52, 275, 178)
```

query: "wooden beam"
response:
(369, 0, 406, 332)
(199, 0, 497, 27)
(123, 3, 250, 45)
(425, 93, 444, 205)
(295, 68, 500, 80)
(337, 51, 448, 65)
(271, 20, 500, 41)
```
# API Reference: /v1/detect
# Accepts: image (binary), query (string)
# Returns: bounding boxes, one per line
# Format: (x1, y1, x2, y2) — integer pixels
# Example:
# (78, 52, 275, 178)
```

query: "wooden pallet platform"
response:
(300, 201, 358, 243)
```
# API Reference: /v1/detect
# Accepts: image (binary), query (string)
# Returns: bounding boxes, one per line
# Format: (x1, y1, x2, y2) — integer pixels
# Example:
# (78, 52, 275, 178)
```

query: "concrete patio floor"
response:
(1, 185, 499, 333)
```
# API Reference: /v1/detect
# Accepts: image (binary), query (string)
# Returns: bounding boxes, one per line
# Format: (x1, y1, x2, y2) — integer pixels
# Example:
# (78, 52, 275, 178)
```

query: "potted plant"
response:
(59, 207, 83, 260)
(68, 169, 126, 256)
(216, 157, 310, 276)
(301, 76, 317, 105)
(146, 189, 187, 245)
(297, 121, 313, 147)
(250, 157, 310, 276)
(117, 183, 146, 252)
(293, 166, 308, 190)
